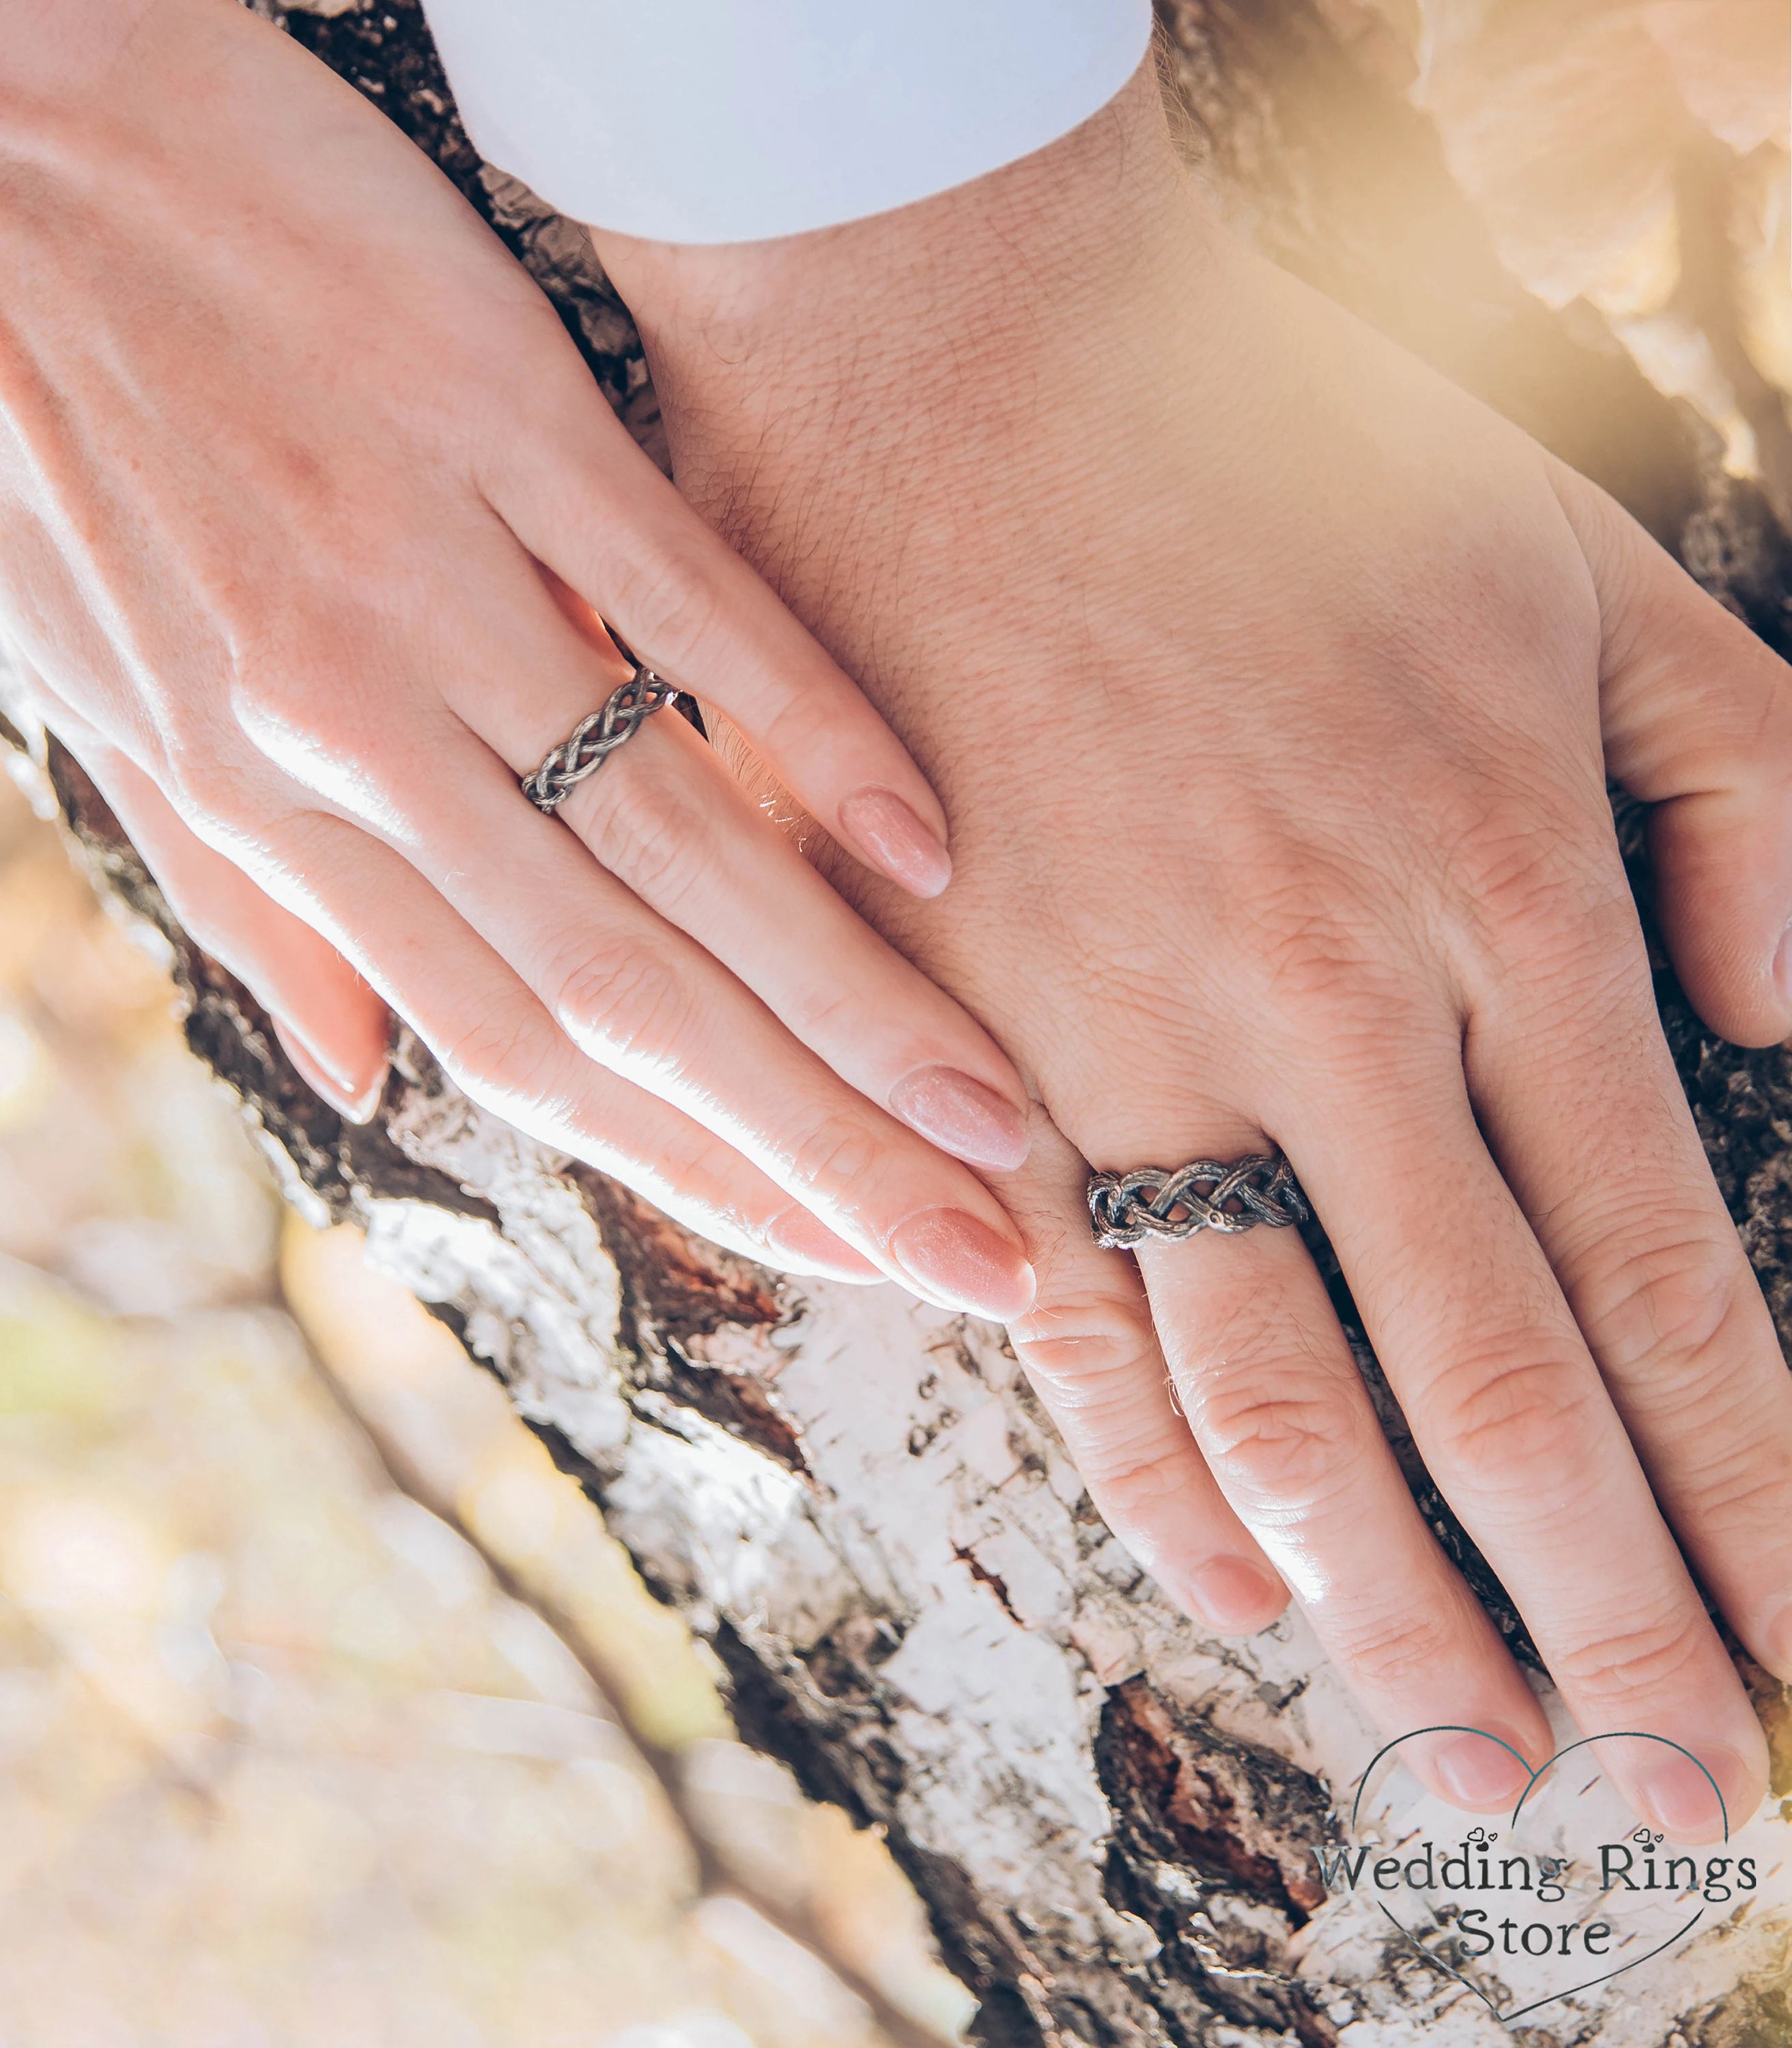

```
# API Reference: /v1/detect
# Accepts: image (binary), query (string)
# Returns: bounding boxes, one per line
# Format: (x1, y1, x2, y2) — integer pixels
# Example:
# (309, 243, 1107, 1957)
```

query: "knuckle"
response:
(786, 1110, 882, 1200)
(755, 683, 840, 769)
(1012, 1304, 1176, 1480)
(784, 979, 865, 1046)
(1012, 1294, 1151, 1399)
(226, 644, 356, 756)
(550, 939, 692, 1065)
(1328, 1599, 1468, 1701)
(437, 1009, 565, 1111)
(1232, 874, 1372, 1011)
(1449, 794, 1631, 958)
(1188, 1354, 1369, 1512)
(1223, 873, 1418, 1057)
(222, 648, 424, 818)
(1421, 1349, 1599, 1494)
(161, 745, 255, 832)
(1580, 1226, 1744, 1384)
(608, 535, 722, 669)
(578, 756, 713, 908)
(1670, 1436, 1792, 1531)
(1548, 1608, 1710, 1709)
(1092, 1445, 1212, 1522)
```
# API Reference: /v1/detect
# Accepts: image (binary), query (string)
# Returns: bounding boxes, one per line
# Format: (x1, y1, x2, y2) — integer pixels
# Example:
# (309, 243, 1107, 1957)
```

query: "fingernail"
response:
(838, 788, 952, 898)
(1634, 1744, 1753, 1843)
(888, 1208, 1036, 1320)
(1429, 1730, 1535, 1810)
(888, 1066, 1030, 1171)
(272, 1019, 386, 1126)
(1776, 922, 1792, 1012)
(763, 1206, 885, 1283)
(1163, 1555, 1285, 1634)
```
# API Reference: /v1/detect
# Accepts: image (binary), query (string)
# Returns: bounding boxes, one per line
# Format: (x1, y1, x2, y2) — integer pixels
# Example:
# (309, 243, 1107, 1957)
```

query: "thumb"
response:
(1553, 459, 1792, 1047)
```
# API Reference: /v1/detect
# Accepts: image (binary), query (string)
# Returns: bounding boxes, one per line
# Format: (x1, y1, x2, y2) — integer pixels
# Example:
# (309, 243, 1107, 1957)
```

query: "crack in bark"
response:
(10, 2, 1792, 2040)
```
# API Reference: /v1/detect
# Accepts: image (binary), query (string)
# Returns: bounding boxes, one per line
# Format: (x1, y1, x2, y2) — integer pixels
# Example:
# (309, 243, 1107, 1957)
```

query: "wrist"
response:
(592, 55, 1211, 459)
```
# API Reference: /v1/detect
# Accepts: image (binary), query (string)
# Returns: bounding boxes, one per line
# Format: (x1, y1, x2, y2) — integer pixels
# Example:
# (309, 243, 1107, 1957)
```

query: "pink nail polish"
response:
(272, 1019, 386, 1126)
(837, 788, 952, 898)
(888, 1066, 1030, 1171)
(1428, 1730, 1534, 1810)
(1633, 1746, 1753, 1845)
(887, 1208, 1035, 1320)
(1163, 1555, 1286, 1634)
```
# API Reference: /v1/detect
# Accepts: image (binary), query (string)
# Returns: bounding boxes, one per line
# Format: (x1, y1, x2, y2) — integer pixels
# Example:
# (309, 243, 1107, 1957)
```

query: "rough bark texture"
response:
(12, 2, 1792, 2043)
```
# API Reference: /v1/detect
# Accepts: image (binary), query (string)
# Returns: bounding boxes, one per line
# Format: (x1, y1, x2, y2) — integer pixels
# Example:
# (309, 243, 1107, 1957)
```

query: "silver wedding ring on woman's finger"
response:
(1088, 1152, 1309, 1248)
(521, 663, 679, 815)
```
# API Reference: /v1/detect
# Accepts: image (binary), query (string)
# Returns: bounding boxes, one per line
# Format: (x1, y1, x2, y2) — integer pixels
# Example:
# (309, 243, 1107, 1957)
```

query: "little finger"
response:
(304, 745, 1036, 1318)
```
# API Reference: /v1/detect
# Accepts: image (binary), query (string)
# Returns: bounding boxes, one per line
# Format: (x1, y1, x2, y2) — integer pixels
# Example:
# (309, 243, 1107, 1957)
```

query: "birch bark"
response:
(9, 2, 1792, 2040)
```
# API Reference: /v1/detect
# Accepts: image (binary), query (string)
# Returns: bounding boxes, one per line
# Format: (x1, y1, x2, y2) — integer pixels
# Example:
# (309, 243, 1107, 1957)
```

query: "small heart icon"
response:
(1324, 1727, 1734, 2025)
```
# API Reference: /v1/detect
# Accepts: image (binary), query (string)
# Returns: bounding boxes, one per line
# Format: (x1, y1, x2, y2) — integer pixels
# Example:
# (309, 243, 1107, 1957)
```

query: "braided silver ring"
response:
(520, 664, 680, 815)
(1088, 1152, 1309, 1249)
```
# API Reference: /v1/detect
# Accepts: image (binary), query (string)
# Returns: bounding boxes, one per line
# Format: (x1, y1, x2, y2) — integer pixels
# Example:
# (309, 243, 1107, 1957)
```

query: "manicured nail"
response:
(888, 1208, 1035, 1320)
(888, 1066, 1030, 1171)
(1163, 1555, 1286, 1634)
(837, 788, 952, 898)
(1429, 1730, 1535, 1810)
(1633, 1744, 1753, 1844)
(763, 1206, 885, 1283)
(272, 1019, 385, 1126)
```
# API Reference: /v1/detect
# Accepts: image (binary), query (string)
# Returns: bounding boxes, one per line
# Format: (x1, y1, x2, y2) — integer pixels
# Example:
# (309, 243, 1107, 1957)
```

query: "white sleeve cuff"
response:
(419, 0, 1155, 244)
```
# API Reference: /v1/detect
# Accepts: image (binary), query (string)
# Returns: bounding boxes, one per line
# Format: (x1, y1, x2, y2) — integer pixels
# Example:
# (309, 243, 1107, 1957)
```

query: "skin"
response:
(592, 60, 1792, 1841)
(0, 0, 1040, 1320)
(8, 1, 1791, 1845)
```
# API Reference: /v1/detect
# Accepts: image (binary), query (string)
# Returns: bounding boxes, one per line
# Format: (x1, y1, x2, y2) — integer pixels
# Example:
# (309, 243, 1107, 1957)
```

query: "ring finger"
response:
(1109, 1117, 1556, 1810)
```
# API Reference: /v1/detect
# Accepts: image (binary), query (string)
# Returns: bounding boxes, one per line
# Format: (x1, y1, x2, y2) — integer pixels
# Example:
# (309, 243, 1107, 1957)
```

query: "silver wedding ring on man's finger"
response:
(1088, 1152, 1309, 1249)
(521, 664, 680, 815)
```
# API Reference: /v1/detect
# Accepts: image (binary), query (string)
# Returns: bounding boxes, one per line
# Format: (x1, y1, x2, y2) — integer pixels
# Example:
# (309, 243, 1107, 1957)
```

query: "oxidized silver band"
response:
(521, 664, 679, 814)
(1088, 1152, 1309, 1249)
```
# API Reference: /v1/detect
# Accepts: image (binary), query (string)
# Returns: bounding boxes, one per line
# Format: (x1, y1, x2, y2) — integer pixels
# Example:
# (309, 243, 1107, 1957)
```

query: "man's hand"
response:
(596, 57, 1792, 1841)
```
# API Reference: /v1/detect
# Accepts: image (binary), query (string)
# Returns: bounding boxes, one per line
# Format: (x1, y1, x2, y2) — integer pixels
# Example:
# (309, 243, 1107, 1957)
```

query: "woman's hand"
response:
(599, 59, 1792, 1840)
(0, 0, 1039, 1316)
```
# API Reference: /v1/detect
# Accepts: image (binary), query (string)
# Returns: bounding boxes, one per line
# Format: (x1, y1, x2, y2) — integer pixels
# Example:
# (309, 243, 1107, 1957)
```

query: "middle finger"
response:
(447, 599, 1034, 1173)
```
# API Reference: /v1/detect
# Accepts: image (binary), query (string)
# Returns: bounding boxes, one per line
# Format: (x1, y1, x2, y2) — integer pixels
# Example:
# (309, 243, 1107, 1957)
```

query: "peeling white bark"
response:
(10, 1, 1792, 2038)
(349, 1051, 1792, 2047)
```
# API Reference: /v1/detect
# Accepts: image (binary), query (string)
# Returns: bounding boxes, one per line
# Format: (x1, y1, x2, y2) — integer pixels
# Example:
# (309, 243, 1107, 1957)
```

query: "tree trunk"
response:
(10, 3, 1792, 2042)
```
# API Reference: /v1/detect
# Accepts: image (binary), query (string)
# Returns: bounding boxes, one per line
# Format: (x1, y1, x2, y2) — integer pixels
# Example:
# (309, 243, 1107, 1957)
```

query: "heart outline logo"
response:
(1346, 1725, 1729, 2027)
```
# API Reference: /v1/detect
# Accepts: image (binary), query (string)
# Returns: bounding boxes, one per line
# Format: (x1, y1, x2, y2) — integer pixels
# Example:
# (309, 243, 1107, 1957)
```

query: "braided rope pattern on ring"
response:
(1087, 1153, 1309, 1249)
(520, 665, 680, 814)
